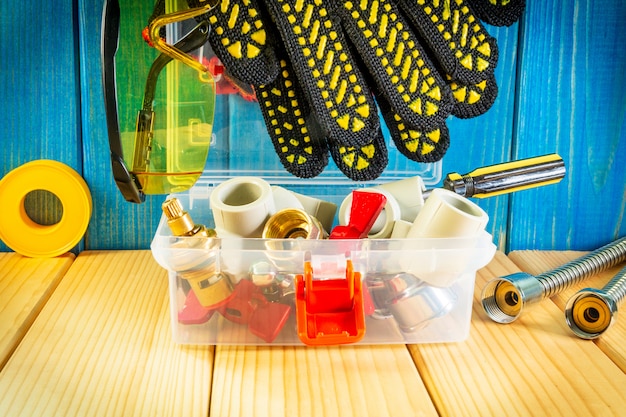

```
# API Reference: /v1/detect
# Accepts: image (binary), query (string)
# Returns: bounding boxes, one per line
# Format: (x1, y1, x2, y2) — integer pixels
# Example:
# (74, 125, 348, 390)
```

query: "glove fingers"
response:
(449, 74, 498, 119)
(205, 0, 280, 86)
(465, 0, 526, 27)
(397, 0, 498, 85)
(328, 130, 389, 181)
(377, 95, 449, 163)
(263, 0, 379, 148)
(339, 0, 455, 131)
(256, 52, 330, 178)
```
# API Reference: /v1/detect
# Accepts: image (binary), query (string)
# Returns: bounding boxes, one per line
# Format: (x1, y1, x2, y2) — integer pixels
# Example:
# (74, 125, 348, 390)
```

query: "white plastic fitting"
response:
(406, 188, 488, 238)
(390, 220, 413, 239)
(373, 176, 426, 222)
(338, 176, 426, 239)
(288, 190, 337, 234)
(338, 188, 402, 239)
(210, 176, 276, 238)
(271, 186, 305, 211)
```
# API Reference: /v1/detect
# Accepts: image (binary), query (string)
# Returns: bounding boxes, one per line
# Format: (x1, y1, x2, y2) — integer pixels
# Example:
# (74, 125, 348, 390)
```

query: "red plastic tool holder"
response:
(295, 260, 366, 345)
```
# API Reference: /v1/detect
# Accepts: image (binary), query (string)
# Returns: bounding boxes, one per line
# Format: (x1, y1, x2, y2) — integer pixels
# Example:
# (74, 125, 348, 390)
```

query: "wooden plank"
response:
(510, 0, 626, 251)
(408, 251, 626, 416)
(0, 2, 82, 252)
(0, 251, 214, 417)
(509, 250, 626, 373)
(210, 345, 437, 417)
(0, 252, 74, 370)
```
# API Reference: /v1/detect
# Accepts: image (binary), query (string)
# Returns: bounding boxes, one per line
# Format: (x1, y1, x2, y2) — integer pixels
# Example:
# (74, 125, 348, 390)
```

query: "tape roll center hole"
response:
(221, 183, 263, 206)
(24, 189, 63, 226)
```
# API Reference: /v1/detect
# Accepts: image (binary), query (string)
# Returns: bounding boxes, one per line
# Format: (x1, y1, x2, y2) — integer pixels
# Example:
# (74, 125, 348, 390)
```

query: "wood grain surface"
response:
(509, 0, 626, 251)
(0, 253, 74, 370)
(0, 251, 214, 417)
(0, 2, 82, 252)
(210, 345, 437, 417)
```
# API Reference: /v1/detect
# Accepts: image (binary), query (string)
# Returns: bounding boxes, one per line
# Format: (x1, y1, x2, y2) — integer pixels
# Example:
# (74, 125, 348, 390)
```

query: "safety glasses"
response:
(101, 0, 217, 203)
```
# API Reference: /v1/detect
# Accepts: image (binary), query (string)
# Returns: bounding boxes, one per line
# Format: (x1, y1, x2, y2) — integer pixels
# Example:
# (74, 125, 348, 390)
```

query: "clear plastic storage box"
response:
(151, 175, 496, 346)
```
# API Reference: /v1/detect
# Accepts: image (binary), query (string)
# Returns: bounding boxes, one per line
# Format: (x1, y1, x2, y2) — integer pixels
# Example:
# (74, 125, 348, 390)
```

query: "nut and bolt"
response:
(481, 237, 626, 323)
(565, 264, 626, 339)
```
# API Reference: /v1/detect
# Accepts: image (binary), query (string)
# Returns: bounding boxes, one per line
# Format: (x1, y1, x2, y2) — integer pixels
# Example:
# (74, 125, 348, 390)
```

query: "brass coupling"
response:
(262, 208, 327, 239)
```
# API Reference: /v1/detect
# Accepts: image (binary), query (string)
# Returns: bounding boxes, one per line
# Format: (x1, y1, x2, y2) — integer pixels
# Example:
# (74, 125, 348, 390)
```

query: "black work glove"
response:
(192, 0, 524, 180)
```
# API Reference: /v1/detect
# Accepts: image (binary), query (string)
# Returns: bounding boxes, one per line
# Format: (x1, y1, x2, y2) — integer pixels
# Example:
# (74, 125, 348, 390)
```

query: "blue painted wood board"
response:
(510, 0, 626, 251)
(1, 0, 624, 253)
(0, 2, 82, 252)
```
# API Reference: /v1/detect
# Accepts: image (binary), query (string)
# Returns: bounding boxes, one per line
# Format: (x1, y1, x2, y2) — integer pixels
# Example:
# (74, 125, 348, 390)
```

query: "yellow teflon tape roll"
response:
(0, 160, 92, 258)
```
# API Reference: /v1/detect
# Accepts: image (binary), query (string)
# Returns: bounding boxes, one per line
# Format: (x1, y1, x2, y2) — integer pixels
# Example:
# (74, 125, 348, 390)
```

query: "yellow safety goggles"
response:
(102, 0, 217, 203)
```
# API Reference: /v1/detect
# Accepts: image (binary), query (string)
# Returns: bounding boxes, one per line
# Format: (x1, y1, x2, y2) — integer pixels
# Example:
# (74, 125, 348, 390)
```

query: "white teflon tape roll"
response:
(406, 188, 488, 238)
(338, 188, 401, 239)
(210, 177, 275, 238)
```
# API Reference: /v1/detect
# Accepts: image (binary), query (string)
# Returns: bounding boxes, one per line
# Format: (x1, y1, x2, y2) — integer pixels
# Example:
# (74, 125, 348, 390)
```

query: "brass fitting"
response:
(262, 208, 327, 239)
(182, 269, 234, 309)
(162, 198, 216, 238)
(162, 198, 230, 308)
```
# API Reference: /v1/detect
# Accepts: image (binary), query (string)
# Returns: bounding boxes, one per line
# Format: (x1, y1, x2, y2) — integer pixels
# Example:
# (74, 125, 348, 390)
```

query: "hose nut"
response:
(565, 264, 626, 339)
(386, 273, 457, 332)
(481, 272, 544, 323)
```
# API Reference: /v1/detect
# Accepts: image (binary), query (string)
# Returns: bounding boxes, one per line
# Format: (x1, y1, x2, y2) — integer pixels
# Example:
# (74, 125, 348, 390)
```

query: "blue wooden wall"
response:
(1, 0, 624, 253)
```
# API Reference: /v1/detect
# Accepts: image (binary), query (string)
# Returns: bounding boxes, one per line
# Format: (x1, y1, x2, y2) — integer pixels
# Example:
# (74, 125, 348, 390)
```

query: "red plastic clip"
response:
(218, 280, 267, 325)
(218, 279, 291, 343)
(178, 289, 216, 325)
(329, 191, 387, 239)
(295, 260, 366, 345)
(248, 302, 291, 343)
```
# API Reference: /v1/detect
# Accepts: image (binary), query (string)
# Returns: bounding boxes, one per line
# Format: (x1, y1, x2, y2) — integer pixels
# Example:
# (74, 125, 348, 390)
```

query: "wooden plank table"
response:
(0, 250, 624, 416)
(0, 253, 74, 370)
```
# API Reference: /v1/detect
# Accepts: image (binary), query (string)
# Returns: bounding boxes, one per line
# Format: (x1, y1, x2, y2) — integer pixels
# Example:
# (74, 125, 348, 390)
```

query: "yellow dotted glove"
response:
(181, 0, 524, 180)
